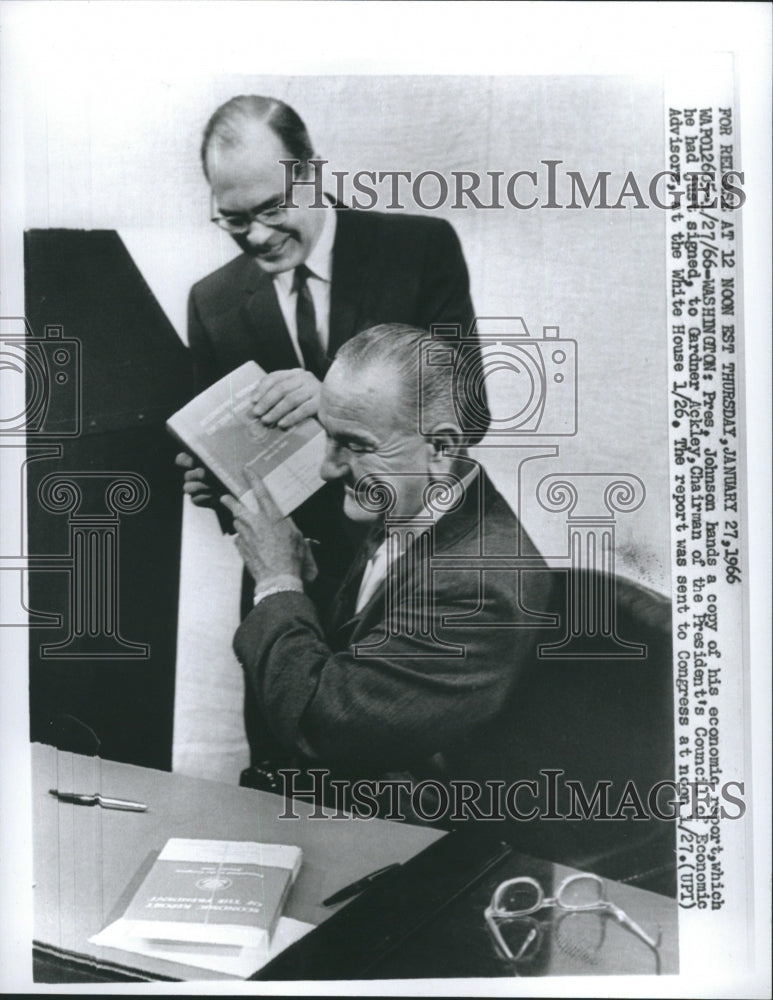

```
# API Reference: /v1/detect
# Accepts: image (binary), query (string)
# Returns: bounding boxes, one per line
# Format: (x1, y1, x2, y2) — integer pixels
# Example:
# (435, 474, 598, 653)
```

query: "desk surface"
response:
(32, 743, 677, 982)
(32, 743, 442, 981)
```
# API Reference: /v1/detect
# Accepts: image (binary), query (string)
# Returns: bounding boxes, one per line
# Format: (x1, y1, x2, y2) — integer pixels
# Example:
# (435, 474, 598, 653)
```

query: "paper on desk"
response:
(90, 914, 314, 979)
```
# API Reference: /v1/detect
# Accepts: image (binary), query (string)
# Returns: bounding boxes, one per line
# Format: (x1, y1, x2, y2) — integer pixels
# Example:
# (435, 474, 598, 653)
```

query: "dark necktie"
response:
(293, 264, 328, 379)
(327, 523, 386, 630)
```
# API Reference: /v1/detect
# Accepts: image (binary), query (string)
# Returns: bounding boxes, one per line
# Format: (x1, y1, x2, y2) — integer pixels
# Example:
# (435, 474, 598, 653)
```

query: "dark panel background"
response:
(25, 229, 193, 769)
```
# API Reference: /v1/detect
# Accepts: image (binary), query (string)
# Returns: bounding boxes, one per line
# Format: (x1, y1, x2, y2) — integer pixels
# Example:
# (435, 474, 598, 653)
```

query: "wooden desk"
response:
(32, 743, 678, 982)
(31, 743, 442, 981)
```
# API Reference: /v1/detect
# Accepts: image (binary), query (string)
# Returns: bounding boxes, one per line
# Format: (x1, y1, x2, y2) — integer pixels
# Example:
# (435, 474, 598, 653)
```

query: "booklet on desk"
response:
(167, 360, 326, 517)
(89, 838, 308, 978)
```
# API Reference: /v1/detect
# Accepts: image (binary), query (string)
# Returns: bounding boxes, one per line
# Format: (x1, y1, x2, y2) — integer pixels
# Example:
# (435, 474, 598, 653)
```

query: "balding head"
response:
(201, 95, 314, 181)
(202, 95, 324, 274)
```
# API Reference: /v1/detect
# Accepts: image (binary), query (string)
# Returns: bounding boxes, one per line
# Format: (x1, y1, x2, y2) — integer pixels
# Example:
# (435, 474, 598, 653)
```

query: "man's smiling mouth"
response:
(253, 235, 290, 258)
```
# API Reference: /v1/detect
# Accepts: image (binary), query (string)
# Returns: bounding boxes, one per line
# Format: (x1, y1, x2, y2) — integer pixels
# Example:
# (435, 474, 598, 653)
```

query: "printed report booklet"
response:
(167, 361, 327, 516)
(90, 838, 308, 977)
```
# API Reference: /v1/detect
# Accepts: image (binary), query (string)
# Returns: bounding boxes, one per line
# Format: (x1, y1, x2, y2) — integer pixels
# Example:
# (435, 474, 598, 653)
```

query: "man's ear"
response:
(425, 423, 464, 470)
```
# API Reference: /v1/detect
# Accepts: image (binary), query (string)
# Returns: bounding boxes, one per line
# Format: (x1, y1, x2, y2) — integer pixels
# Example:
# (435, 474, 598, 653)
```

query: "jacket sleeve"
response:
(233, 567, 549, 775)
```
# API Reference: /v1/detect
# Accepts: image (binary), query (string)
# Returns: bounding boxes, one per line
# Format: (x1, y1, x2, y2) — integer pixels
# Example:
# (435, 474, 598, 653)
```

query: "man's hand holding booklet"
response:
(168, 361, 327, 519)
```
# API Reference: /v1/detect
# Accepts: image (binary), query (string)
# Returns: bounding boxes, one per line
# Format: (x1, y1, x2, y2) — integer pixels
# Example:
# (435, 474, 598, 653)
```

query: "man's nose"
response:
(243, 219, 275, 247)
(320, 441, 348, 482)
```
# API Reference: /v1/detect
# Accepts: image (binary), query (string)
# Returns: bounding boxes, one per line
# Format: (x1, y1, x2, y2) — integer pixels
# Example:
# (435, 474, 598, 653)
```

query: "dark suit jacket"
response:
(188, 208, 476, 391)
(233, 468, 553, 781)
(233, 466, 676, 890)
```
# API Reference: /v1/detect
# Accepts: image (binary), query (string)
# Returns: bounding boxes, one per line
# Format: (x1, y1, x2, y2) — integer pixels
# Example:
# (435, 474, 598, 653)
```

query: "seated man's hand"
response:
(221, 467, 318, 588)
(251, 368, 321, 429)
(176, 452, 219, 509)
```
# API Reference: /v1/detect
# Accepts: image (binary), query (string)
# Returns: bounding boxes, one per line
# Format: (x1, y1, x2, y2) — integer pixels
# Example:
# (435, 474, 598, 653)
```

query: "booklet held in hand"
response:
(167, 361, 326, 516)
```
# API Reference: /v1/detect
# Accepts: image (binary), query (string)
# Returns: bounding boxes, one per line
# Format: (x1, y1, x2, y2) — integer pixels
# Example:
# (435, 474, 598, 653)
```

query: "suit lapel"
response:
(234, 210, 375, 370)
(329, 208, 376, 355)
(329, 526, 431, 646)
(329, 471, 488, 645)
(326, 522, 382, 634)
(239, 265, 300, 372)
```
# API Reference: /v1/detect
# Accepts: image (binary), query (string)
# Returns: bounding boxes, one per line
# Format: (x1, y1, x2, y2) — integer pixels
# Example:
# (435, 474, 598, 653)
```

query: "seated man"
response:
(223, 323, 553, 804)
(224, 323, 676, 893)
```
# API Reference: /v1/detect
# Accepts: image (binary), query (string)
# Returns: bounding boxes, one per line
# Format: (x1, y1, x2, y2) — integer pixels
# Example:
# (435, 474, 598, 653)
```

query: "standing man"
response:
(179, 95, 487, 782)
(186, 94, 480, 401)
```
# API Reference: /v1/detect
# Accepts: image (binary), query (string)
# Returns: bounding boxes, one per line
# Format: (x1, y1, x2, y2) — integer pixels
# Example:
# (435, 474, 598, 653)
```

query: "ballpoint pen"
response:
(322, 862, 401, 906)
(49, 789, 148, 812)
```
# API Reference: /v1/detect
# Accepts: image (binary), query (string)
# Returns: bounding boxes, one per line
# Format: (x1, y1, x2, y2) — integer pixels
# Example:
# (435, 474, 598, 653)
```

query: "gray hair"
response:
(334, 324, 462, 436)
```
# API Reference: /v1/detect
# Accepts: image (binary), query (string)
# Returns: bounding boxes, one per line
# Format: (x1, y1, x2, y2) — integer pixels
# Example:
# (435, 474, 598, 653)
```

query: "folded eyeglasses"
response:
(484, 872, 661, 964)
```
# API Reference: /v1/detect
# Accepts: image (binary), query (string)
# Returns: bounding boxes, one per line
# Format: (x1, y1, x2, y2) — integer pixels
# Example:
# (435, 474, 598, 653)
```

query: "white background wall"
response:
(22, 71, 670, 781)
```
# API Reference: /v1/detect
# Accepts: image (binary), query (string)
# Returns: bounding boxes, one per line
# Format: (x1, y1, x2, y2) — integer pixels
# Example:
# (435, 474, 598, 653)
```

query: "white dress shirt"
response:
(355, 469, 478, 613)
(270, 205, 337, 366)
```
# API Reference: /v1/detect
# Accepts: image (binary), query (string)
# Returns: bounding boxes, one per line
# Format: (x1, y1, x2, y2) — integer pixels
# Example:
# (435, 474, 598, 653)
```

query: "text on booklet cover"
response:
(119, 838, 302, 948)
(167, 361, 326, 516)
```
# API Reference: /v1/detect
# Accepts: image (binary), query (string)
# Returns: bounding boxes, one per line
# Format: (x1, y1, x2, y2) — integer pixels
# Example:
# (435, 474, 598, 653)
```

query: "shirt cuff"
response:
(253, 574, 304, 607)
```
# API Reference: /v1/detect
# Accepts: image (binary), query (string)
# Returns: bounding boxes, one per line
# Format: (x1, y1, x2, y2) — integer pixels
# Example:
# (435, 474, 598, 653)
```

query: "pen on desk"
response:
(49, 789, 148, 812)
(322, 862, 401, 906)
